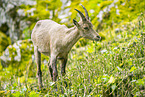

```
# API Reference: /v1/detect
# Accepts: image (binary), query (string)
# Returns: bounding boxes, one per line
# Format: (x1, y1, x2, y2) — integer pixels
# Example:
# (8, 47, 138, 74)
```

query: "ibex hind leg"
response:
(34, 46, 43, 89)
(49, 54, 58, 82)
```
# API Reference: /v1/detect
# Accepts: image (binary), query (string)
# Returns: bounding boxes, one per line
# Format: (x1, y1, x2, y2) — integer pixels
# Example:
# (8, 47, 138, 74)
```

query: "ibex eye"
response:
(84, 27, 88, 30)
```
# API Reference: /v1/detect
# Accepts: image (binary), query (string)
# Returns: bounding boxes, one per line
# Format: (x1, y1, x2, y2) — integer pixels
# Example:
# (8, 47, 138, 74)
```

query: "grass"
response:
(0, 14, 145, 96)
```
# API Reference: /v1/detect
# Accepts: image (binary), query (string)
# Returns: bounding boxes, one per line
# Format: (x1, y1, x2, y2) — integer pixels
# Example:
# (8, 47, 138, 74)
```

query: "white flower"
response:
(101, 49, 108, 53)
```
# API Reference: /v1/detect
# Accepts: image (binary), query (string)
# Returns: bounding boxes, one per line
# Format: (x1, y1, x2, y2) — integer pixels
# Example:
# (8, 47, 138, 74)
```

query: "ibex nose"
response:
(97, 36, 101, 39)
(94, 36, 101, 41)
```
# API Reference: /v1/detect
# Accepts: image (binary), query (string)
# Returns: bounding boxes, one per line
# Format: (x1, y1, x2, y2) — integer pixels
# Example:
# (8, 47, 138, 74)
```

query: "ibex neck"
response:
(64, 27, 81, 52)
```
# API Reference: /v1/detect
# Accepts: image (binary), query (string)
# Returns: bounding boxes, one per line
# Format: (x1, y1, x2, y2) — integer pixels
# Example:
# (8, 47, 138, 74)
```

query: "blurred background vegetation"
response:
(0, 0, 145, 96)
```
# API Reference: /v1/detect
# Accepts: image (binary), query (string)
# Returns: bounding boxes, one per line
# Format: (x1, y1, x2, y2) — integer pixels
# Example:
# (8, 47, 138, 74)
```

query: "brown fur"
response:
(31, 6, 101, 89)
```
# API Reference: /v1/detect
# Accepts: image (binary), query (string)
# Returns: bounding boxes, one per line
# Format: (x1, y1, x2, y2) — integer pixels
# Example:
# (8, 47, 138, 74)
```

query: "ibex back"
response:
(31, 5, 101, 89)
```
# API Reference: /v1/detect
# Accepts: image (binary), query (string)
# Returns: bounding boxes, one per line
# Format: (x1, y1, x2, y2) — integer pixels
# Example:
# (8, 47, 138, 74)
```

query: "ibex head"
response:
(73, 5, 101, 41)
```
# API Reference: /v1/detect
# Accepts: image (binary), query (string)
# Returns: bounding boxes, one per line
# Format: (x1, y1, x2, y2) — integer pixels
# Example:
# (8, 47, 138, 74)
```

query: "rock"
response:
(0, 39, 33, 67)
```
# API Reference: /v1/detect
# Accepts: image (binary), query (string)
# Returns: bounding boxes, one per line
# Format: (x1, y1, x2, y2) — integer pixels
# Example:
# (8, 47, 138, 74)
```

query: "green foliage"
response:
(19, 0, 63, 40)
(20, 0, 62, 30)
(0, 31, 11, 56)
(100, 0, 145, 30)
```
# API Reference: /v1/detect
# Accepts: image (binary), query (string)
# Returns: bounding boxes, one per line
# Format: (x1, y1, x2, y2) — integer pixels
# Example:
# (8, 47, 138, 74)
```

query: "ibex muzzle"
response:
(31, 5, 101, 89)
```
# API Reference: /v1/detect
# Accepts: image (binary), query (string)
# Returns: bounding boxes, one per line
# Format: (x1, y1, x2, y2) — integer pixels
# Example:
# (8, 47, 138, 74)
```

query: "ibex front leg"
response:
(49, 54, 58, 81)
(61, 58, 67, 76)
(48, 61, 53, 81)
(34, 46, 43, 89)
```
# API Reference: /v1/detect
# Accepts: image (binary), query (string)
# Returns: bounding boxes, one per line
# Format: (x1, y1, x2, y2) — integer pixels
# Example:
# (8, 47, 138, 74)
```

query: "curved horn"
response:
(75, 9, 86, 22)
(81, 4, 89, 20)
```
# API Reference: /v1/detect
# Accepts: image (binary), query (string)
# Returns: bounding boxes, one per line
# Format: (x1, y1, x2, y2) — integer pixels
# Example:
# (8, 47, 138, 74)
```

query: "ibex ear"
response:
(73, 19, 80, 28)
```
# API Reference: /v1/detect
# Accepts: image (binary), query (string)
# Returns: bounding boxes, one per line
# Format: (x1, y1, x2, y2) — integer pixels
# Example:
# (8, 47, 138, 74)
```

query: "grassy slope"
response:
(0, 1, 145, 96)
(0, 13, 144, 97)
(64, 14, 145, 96)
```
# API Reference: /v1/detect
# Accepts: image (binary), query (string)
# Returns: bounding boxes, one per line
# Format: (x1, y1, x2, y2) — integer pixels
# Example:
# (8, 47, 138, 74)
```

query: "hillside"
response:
(0, 0, 145, 96)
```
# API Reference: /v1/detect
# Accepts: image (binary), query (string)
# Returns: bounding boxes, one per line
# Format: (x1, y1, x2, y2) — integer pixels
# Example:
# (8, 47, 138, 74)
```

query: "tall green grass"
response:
(0, 14, 144, 97)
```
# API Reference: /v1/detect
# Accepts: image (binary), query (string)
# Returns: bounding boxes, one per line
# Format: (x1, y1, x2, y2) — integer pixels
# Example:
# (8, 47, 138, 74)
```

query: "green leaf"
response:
(108, 76, 115, 84)
(87, 46, 94, 53)
(111, 84, 116, 91)
(130, 66, 136, 72)
(29, 91, 40, 97)
(136, 79, 144, 85)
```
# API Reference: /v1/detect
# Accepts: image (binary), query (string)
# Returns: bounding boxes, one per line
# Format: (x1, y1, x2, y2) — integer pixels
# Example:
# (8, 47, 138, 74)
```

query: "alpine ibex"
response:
(31, 5, 101, 89)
